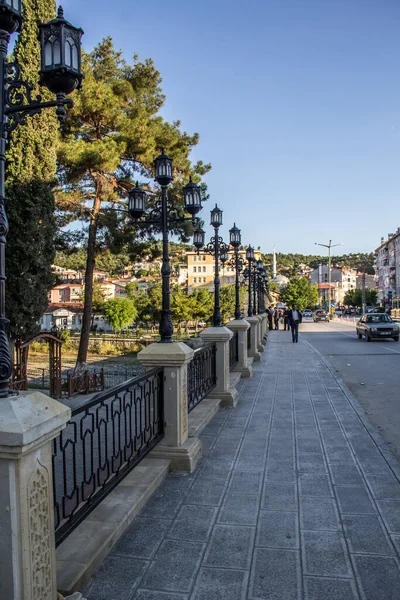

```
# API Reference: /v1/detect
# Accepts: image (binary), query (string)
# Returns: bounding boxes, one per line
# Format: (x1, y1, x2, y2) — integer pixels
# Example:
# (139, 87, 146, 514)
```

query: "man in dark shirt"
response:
(288, 304, 302, 343)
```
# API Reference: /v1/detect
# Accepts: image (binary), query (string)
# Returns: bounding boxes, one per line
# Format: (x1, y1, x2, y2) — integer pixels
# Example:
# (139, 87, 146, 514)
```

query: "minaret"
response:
(272, 247, 277, 279)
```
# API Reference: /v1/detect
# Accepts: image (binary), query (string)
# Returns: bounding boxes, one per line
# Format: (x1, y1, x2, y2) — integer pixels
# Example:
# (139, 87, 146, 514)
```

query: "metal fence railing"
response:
(52, 368, 164, 546)
(247, 327, 251, 350)
(229, 331, 239, 370)
(187, 343, 216, 413)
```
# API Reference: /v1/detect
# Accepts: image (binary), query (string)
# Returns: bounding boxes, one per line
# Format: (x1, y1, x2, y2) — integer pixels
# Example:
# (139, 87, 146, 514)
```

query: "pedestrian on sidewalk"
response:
(274, 306, 280, 330)
(284, 307, 291, 331)
(268, 307, 273, 331)
(288, 304, 302, 342)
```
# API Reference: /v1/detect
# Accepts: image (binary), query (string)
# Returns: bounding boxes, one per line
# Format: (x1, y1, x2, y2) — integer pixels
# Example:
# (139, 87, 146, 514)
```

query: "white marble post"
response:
(137, 342, 202, 472)
(245, 316, 261, 361)
(261, 313, 268, 344)
(226, 319, 253, 378)
(0, 391, 71, 600)
(200, 326, 238, 407)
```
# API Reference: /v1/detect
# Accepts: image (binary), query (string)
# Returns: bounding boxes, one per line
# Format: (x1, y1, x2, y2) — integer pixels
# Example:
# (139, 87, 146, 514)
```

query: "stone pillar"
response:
(138, 342, 202, 472)
(226, 319, 253, 378)
(256, 315, 264, 352)
(245, 316, 261, 361)
(261, 313, 268, 343)
(0, 391, 71, 600)
(200, 326, 238, 407)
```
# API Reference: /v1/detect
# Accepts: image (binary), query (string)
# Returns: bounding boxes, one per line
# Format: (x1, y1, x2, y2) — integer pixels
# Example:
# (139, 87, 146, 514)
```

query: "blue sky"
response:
(63, 0, 400, 255)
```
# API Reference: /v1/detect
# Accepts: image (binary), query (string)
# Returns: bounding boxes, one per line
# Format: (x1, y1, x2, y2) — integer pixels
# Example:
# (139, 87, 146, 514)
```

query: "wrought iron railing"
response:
(187, 343, 216, 413)
(52, 368, 164, 546)
(247, 327, 251, 349)
(229, 331, 239, 370)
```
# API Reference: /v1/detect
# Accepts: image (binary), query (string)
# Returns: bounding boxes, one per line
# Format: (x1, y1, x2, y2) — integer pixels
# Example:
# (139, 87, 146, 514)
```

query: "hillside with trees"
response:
(262, 252, 375, 277)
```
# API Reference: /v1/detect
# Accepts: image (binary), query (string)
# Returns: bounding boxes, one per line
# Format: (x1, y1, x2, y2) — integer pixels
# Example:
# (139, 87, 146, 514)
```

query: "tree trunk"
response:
(75, 193, 101, 370)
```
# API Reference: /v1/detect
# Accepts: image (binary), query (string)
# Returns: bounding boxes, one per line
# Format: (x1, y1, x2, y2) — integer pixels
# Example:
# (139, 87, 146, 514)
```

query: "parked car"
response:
(356, 313, 400, 342)
(314, 310, 329, 322)
(303, 309, 313, 318)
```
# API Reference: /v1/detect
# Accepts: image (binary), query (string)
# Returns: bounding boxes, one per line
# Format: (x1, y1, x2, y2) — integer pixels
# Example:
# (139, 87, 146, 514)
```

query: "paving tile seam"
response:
(301, 335, 400, 485)
(190, 362, 271, 599)
(302, 349, 400, 563)
(298, 348, 363, 598)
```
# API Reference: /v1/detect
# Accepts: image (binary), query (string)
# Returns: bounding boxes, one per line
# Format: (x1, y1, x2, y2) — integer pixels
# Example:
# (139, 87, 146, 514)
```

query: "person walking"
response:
(288, 304, 302, 343)
(274, 306, 280, 330)
(284, 307, 291, 331)
(268, 307, 273, 331)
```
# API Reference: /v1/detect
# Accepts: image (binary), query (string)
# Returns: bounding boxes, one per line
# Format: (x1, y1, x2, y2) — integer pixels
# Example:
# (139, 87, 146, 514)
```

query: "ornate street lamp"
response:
(0, 4, 83, 398)
(194, 204, 229, 327)
(245, 245, 255, 316)
(229, 223, 242, 319)
(129, 150, 203, 342)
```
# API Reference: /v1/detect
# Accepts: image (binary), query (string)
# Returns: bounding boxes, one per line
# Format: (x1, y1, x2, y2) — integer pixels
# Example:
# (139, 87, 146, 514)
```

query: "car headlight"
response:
(393, 326, 399, 332)
(370, 327, 378, 332)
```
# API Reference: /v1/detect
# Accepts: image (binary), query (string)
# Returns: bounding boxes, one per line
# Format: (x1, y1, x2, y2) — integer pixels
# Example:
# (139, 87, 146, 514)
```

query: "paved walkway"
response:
(83, 331, 400, 600)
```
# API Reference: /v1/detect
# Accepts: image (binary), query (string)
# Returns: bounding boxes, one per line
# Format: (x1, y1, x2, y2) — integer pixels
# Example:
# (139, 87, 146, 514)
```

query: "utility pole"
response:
(361, 266, 366, 315)
(315, 240, 343, 315)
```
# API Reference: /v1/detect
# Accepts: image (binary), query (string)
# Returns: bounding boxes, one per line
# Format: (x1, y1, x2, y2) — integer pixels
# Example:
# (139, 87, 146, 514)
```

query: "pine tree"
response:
(5, 0, 58, 341)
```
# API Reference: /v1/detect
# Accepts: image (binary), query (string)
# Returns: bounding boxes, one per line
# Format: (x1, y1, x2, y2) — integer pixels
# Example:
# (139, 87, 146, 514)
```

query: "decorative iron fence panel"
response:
(187, 343, 216, 413)
(247, 327, 251, 349)
(52, 368, 164, 546)
(229, 331, 239, 370)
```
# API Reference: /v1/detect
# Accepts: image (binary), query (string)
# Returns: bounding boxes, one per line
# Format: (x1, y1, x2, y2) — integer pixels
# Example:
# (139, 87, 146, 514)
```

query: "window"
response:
(193, 277, 197, 283)
(203, 266, 206, 272)
(193, 266, 196, 272)
(203, 255, 206, 261)
(193, 256, 197, 262)
(203, 277, 206, 282)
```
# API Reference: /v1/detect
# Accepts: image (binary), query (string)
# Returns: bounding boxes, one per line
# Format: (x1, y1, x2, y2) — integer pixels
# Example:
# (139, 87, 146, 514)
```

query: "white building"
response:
(375, 230, 400, 305)
(310, 265, 357, 306)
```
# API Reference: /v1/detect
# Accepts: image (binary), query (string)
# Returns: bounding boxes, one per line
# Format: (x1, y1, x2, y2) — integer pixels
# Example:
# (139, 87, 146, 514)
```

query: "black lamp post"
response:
(229, 223, 242, 320)
(255, 259, 264, 315)
(0, 3, 83, 398)
(245, 245, 255, 316)
(129, 151, 202, 342)
(193, 204, 229, 327)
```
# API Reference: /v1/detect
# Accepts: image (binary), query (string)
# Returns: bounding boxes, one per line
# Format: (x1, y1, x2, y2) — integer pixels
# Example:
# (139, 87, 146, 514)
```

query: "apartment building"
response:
(375, 230, 400, 305)
(186, 249, 262, 291)
(310, 265, 357, 306)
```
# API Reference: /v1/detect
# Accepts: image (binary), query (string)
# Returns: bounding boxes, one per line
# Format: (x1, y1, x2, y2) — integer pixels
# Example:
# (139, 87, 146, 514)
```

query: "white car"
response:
(303, 309, 313, 318)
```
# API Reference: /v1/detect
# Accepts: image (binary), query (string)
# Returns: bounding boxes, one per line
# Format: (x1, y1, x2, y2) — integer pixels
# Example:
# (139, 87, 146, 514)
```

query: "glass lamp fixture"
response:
(128, 182, 146, 219)
(210, 204, 223, 228)
(183, 177, 202, 215)
(193, 227, 205, 251)
(0, 0, 23, 33)
(39, 6, 84, 95)
(246, 245, 255, 262)
(229, 223, 241, 248)
(220, 248, 229, 264)
(155, 149, 173, 186)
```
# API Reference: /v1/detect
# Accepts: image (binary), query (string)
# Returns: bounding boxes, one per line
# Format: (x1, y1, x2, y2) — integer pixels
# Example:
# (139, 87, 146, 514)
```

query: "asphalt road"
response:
(299, 318, 400, 460)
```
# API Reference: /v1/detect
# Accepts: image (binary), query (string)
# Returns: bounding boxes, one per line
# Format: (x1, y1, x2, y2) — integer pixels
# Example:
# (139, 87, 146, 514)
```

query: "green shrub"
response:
(30, 341, 48, 353)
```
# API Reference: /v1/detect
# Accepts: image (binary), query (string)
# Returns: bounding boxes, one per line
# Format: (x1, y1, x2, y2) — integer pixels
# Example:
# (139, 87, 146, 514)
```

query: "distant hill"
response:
(262, 252, 375, 279)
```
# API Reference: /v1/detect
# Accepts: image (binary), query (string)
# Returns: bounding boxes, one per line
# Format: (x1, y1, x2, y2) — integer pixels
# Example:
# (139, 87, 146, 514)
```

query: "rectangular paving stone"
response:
(335, 485, 376, 514)
(184, 479, 226, 506)
(249, 547, 301, 600)
(324, 447, 356, 464)
(353, 555, 400, 600)
(304, 577, 358, 600)
(300, 497, 340, 531)
(341, 513, 394, 555)
(140, 539, 205, 593)
(167, 505, 216, 542)
(218, 492, 259, 525)
(266, 459, 296, 482)
(377, 499, 400, 533)
(366, 474, 400, 500)
(262, 482, 297, 511)
(198, 459, 233, 480)
(203, 524, 255, 569)
(329, 464, 364, 486)
(139, 488, 184, 519)
(229, 470, 263, 494)
(111, 516, 170, 559)
(192, 568, 249, 600)
(84, 555, 148, 600)
(256, 510, 299, 549)
(302, 530, 352, 577)
(299, 473, 332, 497)
(133, 592, 188, 600)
